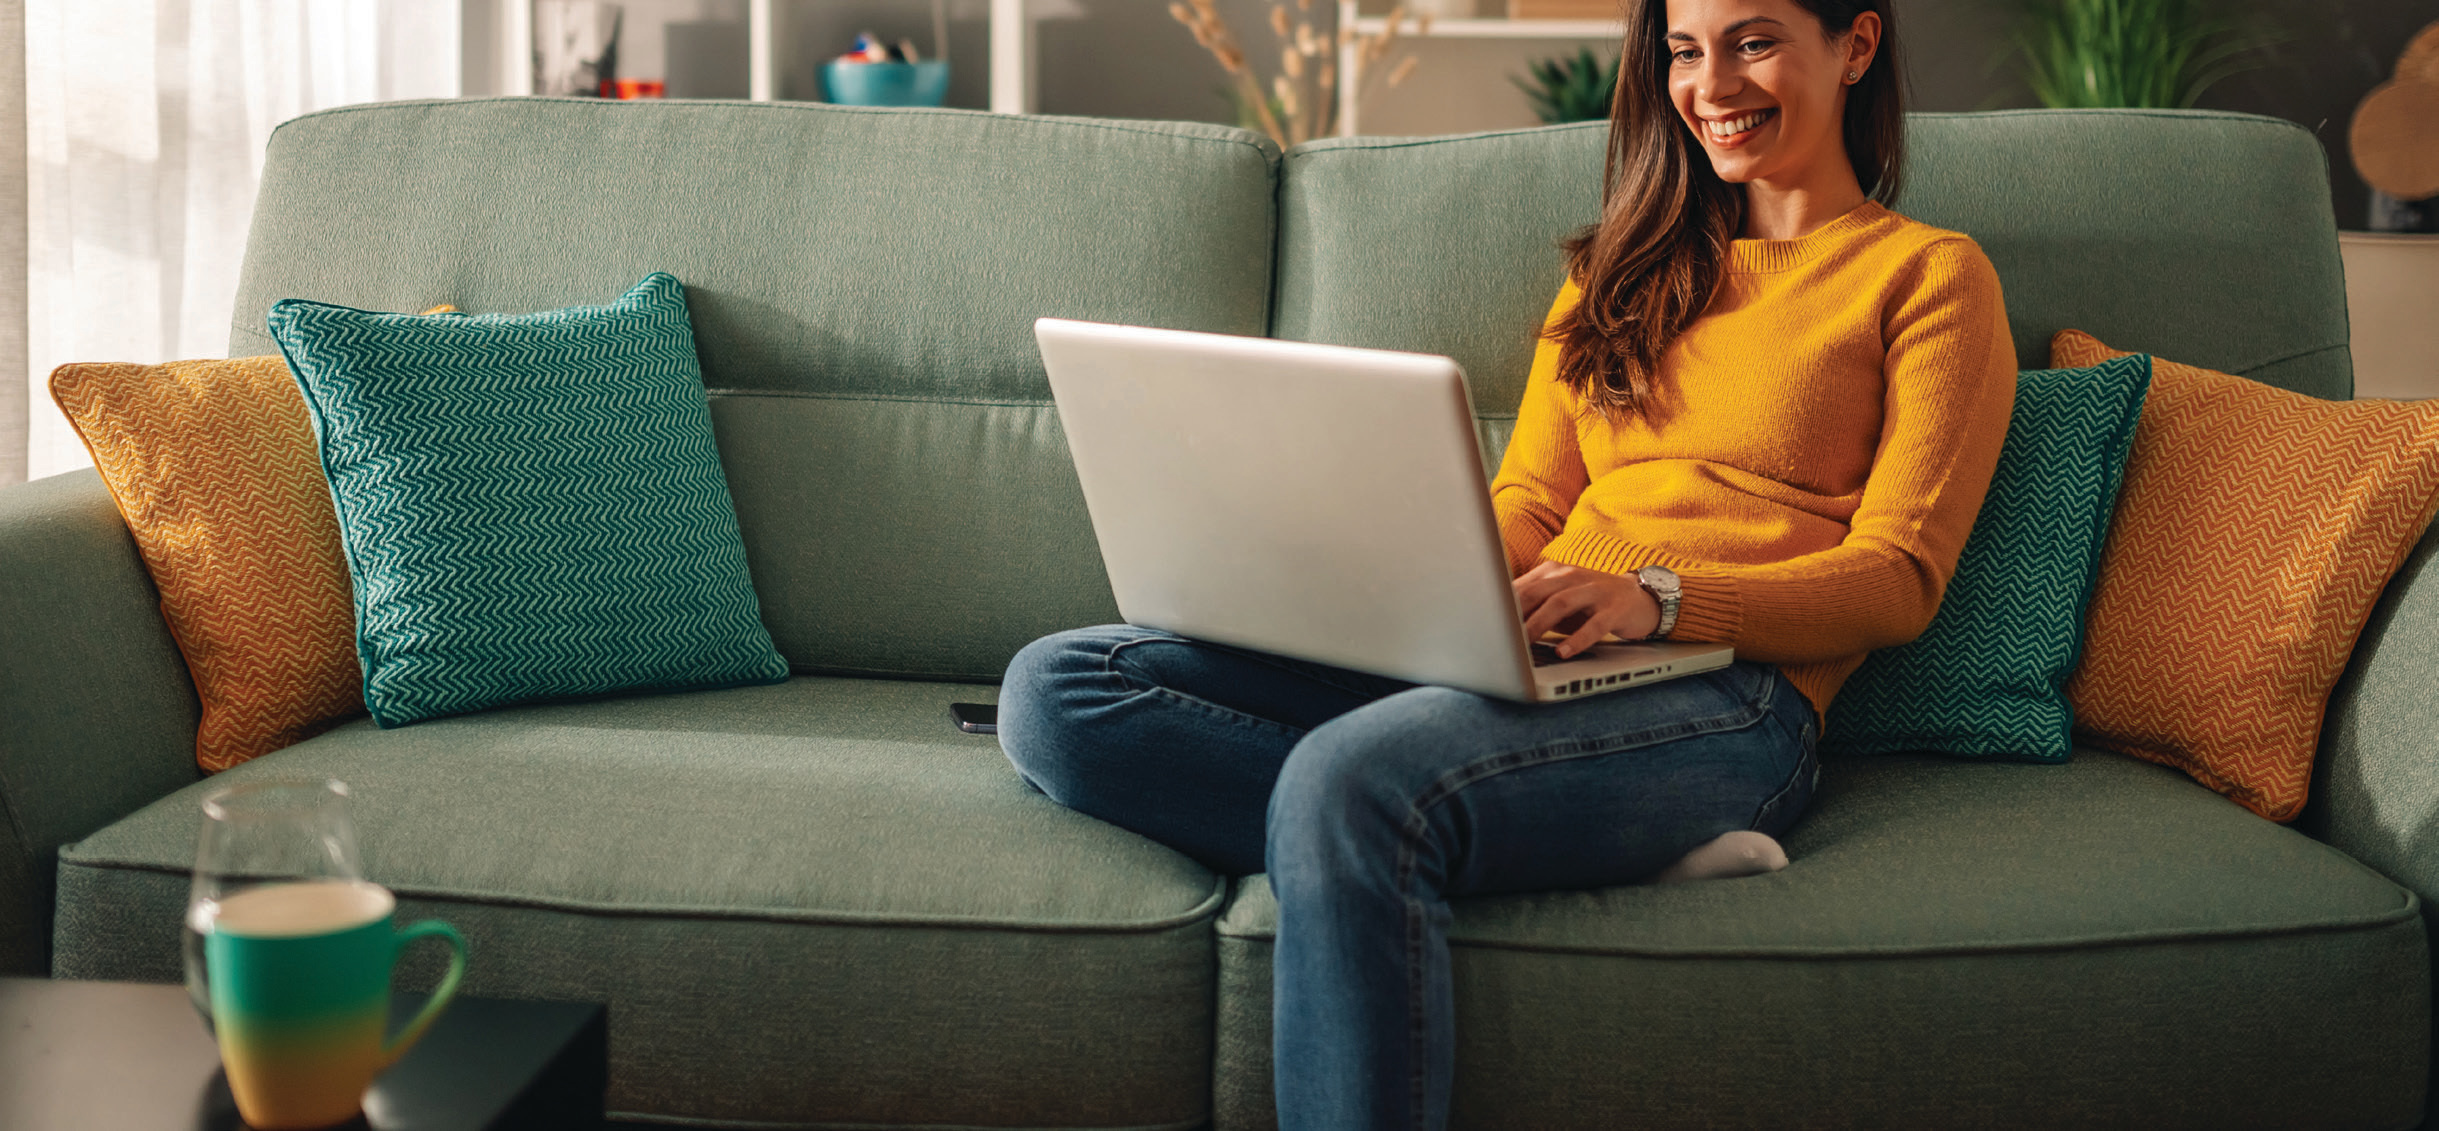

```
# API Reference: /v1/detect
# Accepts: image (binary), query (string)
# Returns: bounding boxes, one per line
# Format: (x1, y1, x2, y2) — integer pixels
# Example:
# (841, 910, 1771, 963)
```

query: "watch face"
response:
(1635, 565, 1680, 639)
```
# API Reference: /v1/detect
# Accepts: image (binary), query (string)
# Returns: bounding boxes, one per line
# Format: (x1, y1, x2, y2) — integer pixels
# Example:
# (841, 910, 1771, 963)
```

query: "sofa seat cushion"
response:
(1212, 749, 2427, 1130)
(54, 678, 1223, 1130)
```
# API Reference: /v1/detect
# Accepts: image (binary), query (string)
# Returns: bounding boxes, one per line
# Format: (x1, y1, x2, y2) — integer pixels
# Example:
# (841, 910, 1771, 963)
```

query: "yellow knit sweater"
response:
(1492, 201, 2017, 716)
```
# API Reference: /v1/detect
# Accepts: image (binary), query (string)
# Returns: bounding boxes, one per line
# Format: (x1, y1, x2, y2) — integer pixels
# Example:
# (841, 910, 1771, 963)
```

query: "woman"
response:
(1000, 0, 2015, 1125)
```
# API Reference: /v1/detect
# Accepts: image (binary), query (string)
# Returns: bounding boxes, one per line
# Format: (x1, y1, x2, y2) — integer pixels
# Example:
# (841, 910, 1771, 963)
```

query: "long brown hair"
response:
(1551, 0, 1905, 417)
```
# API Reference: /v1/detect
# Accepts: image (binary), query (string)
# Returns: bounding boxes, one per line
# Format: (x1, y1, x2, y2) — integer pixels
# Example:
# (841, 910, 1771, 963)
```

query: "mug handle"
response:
(383, 919, 469, 1066)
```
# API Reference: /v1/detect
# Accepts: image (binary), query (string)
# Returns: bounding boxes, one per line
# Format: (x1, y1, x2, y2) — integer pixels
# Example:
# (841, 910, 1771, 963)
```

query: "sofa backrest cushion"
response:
(233, 99, 1280, 680)
(1903, 110, 2350, 400)
(1273, 108, 2352, 455)
(1273, 122, 1606, 469)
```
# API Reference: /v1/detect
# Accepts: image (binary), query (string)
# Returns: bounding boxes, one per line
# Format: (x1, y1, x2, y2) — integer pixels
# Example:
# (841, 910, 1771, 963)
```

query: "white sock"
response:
(1650, 830, 1789, 883)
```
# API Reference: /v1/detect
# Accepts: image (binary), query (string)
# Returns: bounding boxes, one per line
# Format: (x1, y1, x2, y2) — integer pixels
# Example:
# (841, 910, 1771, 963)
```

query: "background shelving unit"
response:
(1335, 2, 1620, 135)
(491, 0, 1036, 112)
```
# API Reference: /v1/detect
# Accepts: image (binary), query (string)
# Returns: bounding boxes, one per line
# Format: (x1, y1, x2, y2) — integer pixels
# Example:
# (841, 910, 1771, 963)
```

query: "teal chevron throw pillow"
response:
(270, 273, 788, 727)
(1825, 355, 2152, 762)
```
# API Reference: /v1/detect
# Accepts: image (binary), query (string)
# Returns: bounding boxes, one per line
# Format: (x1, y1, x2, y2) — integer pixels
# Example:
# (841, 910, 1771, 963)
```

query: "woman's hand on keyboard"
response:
(1513, 561, 1661, 660)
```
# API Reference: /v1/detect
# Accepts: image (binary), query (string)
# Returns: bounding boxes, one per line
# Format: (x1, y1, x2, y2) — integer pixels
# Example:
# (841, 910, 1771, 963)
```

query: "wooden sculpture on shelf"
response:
(2351, 20, 2439, 204)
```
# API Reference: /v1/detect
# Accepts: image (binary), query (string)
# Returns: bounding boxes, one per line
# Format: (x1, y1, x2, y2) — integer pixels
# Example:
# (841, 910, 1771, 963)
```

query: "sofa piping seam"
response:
(708, 389, 1522, 427)
(62, 858, 1232, 935)
(601, 1112, 1210, 1131)
(268, 95, 1282, 163)
(706, 388, 1052, 409)
(1212, 894, 2422, 959)
(1285, 119, 1609, 160)
(784, 660, 1006, 683)
(1280, 108, 2302, 163)
(2229, 339, 2350, 379)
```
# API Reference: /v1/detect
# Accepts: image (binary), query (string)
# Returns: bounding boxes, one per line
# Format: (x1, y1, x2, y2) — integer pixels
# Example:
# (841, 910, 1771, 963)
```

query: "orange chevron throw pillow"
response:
(51, 355, 364, 772)
(2052, 330, 2439, 821)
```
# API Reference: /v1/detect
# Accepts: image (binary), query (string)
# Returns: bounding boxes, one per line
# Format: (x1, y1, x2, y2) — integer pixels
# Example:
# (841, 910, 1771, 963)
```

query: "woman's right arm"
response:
(1490, 281, 1591, 577)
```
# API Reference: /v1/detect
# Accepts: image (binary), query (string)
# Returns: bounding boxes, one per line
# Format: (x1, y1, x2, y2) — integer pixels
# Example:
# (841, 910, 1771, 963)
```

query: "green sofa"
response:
(2, 98, 2433, 1129)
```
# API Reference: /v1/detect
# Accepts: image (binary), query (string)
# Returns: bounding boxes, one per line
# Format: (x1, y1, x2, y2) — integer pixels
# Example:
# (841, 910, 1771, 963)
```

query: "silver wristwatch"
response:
(1634, 565, 1682, 640)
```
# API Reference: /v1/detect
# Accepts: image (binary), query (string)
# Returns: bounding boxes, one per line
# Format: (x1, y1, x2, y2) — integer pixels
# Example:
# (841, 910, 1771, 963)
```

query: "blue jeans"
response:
(997, 625, 1818, 1131)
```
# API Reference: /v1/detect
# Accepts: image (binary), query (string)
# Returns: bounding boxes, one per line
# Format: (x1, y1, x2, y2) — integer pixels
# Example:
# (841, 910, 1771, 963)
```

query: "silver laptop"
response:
(1034, 318, 1733, 703)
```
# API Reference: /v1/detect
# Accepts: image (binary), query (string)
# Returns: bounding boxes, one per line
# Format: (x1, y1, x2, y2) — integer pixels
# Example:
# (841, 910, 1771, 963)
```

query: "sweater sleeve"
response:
(1562, 238, 2017, 663)
(1488, 281, 1591, 577)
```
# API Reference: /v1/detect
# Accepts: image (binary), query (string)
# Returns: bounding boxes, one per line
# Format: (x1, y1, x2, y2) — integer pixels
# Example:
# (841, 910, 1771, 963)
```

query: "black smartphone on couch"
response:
(950, 703, 997, 735)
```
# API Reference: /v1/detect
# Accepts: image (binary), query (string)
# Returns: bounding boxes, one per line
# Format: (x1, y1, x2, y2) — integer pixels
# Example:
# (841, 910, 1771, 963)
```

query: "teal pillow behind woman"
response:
(270, 272, 789, 727)
(1826, 354, 2151, 761)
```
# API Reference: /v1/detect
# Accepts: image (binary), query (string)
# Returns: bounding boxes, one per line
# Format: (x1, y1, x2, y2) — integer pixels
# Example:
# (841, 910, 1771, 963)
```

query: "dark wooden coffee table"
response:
(0, 977, 606, 1130)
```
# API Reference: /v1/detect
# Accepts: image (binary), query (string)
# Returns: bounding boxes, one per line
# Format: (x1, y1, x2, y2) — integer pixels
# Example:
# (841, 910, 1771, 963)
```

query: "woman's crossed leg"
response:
(998, 624, 1817, 1131)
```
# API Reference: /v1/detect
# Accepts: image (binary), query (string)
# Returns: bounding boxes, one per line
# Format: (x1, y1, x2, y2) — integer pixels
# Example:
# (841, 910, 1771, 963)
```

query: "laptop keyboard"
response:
(1529, 642, 1569, 667)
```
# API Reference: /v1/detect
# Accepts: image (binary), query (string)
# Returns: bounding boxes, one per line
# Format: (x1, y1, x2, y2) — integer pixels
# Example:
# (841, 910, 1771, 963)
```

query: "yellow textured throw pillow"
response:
(52, 356, 363, 771)
(2052, 330, 2439, 821)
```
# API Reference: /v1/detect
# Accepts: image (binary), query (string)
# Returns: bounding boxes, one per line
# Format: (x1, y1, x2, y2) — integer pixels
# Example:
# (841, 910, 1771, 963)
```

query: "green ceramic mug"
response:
(203, 878, 467, 1131)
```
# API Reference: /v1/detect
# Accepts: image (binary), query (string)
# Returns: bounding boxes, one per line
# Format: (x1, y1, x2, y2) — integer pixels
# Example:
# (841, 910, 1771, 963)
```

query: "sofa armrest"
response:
(2312, 519, 2439, 883)
(0, 470, 199, 975)
(2306, 517, 2439, 1124)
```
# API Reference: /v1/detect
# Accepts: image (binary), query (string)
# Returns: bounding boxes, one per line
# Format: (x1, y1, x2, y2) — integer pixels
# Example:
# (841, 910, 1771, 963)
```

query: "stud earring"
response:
(1847, 70, 1860, 82)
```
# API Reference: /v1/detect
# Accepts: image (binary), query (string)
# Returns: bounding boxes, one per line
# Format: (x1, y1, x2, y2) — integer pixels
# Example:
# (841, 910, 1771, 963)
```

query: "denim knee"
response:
(997, 626, 1126, 792)
(1265, 709, 1432, 886)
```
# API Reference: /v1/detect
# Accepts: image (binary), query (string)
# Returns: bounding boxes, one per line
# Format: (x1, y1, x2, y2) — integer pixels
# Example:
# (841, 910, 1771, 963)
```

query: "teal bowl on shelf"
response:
(820, 61, 951, 107)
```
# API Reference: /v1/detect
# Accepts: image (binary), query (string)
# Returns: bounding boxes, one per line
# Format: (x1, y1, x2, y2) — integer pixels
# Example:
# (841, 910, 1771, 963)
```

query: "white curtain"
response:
(23, 0, 457, 480)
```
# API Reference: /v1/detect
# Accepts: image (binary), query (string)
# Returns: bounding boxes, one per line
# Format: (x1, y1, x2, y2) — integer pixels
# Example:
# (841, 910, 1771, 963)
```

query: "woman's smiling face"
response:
(1664, 0, 1878, 189)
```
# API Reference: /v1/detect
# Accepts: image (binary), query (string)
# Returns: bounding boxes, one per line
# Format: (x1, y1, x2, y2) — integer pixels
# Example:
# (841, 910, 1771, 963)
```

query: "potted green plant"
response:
(1515, 47, 1619, 125)
(2014, 0, 2278, 108)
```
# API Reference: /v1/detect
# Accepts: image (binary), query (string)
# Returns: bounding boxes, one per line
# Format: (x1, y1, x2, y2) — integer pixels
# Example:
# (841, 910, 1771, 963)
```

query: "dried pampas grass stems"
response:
(1170, 1, 1427, 147)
